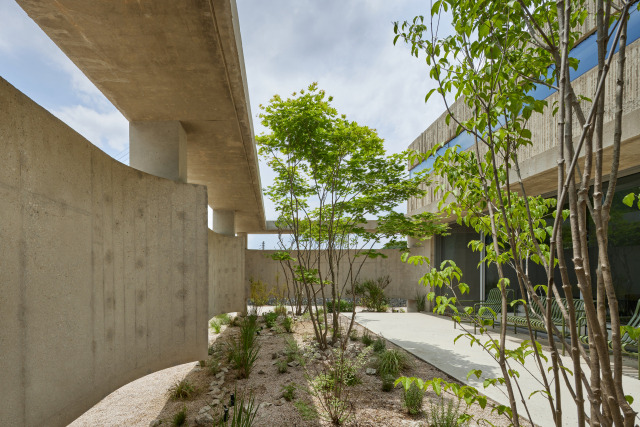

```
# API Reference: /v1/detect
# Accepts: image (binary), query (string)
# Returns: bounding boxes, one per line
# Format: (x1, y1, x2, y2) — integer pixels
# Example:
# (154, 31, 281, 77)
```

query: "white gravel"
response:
(68, 362, 199, 426)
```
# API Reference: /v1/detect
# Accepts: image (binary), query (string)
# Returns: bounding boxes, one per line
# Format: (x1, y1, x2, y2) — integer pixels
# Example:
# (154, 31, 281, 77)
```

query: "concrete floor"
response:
(354, 312, 640, 427)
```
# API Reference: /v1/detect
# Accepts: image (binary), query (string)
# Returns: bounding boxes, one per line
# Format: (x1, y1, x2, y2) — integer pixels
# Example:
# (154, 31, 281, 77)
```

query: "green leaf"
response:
(622, 193, 636, 207)
(625, 395, 634, 405)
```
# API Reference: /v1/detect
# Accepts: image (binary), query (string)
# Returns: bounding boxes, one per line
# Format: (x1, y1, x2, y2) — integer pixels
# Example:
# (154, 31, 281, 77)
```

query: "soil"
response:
(145, 313, 523, 427)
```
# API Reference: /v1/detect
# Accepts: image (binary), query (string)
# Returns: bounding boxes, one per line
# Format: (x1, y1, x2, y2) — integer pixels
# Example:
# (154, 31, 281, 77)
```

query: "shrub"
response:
(228, 316, 260, 379)
(222, 388, 259, 426)
(216, 313, 232, 325)
(210, 318, 222, 333)
(274, 304, 287, 316)
(249, 277, 270, 306)
(381, 374, 395, 392)
(284, 337, 300, 363)
(372, 337, 386, 353)
(277, 359, 288, 373)
(282, 383, 296, 401)
(263, 312, 279, 328)
(354, 276, 390, 312)
(294, 400, 319, 421)
(362, 331, 374, 347)
(208, 344, 216, 355)
(208, 355, 221, 376)
(168, 379, 195, 400)
(402, 383, 424, 416)
(377, 349, 411, 378)
(416, 293, 427, 312)
(349, 330, 359, 341)
(326, 299, 353, 313)
(426, 396, 468, 427)
(173, 406, 187, 426)
(282, 316, 294, 333)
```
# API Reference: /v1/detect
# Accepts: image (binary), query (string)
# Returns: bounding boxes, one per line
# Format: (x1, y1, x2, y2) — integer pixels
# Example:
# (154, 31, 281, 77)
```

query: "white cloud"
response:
(52, 105, 128, 153)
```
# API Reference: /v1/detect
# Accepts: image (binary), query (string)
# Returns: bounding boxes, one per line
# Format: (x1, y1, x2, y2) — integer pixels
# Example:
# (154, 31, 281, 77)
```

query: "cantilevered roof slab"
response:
(16, 0, 265, 232)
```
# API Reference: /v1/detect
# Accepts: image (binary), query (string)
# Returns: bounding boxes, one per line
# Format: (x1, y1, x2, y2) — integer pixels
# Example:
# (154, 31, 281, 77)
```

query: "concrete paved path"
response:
(355, 312, 640, 427)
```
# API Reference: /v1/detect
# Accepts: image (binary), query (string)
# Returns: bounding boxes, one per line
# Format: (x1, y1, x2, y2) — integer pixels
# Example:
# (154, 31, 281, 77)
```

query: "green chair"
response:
(579, 300, 640, 379)
(454, 288, 514, 334)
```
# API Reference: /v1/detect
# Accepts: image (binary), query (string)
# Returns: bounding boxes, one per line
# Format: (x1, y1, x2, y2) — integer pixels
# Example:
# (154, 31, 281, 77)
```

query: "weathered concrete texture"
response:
(209, 230, 246, 316)
(16, 0, 265, 232)
(130, 121, 187, 183)
(245, 244, 435, 302)
(0, 78, 209, 427)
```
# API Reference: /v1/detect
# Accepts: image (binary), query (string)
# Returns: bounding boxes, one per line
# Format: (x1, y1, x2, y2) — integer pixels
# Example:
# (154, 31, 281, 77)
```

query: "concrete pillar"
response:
(129, 121, 187, 182)
(212, 209, 235, 236)
(407, 299, 419, 312)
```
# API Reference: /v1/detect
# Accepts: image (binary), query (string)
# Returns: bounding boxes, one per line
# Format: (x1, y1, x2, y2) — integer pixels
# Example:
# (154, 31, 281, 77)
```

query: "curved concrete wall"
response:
(209, 230, 247, 316)
(0, 78, 209, 426)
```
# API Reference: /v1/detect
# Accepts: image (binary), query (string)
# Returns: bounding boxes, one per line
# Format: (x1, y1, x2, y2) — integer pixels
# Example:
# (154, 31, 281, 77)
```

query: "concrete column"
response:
(212, 209, 235, 236)
(129, 121, 187, 182)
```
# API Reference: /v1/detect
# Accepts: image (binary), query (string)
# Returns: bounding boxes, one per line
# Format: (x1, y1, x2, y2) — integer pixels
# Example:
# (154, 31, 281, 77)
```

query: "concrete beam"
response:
(130, 121, 187, 182)
(212, 209, 236, 236)
(16, 0, 266, 232)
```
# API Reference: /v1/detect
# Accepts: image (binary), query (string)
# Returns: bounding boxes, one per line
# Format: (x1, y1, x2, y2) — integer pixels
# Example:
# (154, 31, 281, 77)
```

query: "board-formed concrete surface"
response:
(244, 242, 434, 302)
(16, 0, 265, 232)
(209, 230, 247, 316)
(355, 312, 640, 427)
(0, 77, 209, 427)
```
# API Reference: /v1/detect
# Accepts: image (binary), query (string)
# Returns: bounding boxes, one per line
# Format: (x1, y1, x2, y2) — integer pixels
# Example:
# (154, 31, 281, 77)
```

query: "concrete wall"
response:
(209, 230, 246, 315)
(0, 78, 209, 427)
(245, 244, 434, 302)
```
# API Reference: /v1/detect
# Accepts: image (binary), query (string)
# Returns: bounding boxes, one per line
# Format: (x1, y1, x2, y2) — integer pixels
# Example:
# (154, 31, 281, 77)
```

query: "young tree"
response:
(257, 84, 444, 350)
(394, 0, 637, 425)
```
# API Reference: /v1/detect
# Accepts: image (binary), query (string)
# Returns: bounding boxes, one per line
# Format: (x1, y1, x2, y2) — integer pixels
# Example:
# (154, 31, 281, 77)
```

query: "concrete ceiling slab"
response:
(16, 0, 265, 232)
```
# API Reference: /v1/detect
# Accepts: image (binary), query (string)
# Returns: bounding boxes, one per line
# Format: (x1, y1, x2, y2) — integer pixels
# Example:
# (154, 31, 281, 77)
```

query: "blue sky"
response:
(0, 0, 448, 249)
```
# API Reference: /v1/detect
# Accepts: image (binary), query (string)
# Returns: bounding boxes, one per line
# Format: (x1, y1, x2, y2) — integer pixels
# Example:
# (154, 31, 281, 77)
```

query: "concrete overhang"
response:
(16, 0, 265, 233)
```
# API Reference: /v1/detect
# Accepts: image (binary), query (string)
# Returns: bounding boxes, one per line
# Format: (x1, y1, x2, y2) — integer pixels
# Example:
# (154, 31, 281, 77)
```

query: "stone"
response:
(287, 360, 299, 367)
(258, 402, 273, 410)
(274, 398, 286, 406)
(195, 413, 214, 426)
(198, 405, 211, 414)
(149, 420, 162, 427)
(210, 398, 221, 407)
(365, 368, 377, 375)
(221, 367, 229, 373)
(258, 369, 266, 374)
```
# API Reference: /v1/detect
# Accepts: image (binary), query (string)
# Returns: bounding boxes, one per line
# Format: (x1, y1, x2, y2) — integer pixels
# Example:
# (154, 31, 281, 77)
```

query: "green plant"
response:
(263, 311, 279, 328)
(349, 330, 359, 341)
(284, 337, 300, 363)
(216, 313, 232, 325)
(218, 388, 259, 426)
(249, 277, 271, 306)
(427, 396, 468, 427)
(274, 304, 287, 316)
(402, 382, 424, 416)
(294, 400, 319, 421)
(362, 331, 374, 346)
(210, 318, 222, 333)
(257, 84, 438, 351)
(173, 406, 187, 426)
(276, 359, 288, 373)
(354, 276, 390, 312)
(372, 337, 386, 353)
(377, 348, 411, 378)
(282, 316, 294, 333)
(228, 316, 260, 379)
(168, 379, 195, 400)
(416, 293, 427, 312)
(208, 344, 216, 355)
(281, 383, 296, 401)
(326, 299, 353, 313)
(381, 374, 395, 392)
(208, 355, 221, 376)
